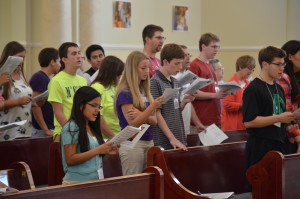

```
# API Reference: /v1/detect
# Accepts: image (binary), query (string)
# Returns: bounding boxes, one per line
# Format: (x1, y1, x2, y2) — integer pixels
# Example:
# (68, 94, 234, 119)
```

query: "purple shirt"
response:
(116, 90, 153, 141)
(29, 70, 54, 130)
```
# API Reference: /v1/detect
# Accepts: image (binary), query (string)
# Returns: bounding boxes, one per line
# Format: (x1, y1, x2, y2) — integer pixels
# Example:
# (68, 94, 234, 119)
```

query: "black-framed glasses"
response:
(81, 56, 86, 60)
(154, 36, 166, 40)
(86, 103, 103, 110)
(269, 62, 286, 67)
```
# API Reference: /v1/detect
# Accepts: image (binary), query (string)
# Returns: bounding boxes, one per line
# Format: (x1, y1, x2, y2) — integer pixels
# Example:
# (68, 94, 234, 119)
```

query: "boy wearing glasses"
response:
(242, 46, 295, 172)
(142, 24, 165, 78)
(48, 42, 87, 142)
(189, 33, 228, 132)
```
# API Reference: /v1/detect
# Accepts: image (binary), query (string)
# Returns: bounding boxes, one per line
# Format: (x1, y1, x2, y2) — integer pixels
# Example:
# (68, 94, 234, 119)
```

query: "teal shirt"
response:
(61, 120, 102, 182)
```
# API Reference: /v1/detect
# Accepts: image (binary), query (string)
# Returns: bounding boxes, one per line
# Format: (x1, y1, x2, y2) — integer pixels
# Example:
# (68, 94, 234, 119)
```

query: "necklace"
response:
(259, 75, 280, 113)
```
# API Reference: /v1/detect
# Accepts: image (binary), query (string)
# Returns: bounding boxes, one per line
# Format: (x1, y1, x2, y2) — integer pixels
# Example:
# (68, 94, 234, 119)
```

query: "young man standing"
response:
(85, 44, 105, 77)
(150, 43, 194, 150)
(242, 46, 295, 169)
(48, 42, 87, 142)
(29, 48, 61, 137)
(142, 24, 165, 78)
(189, 33, 228, 132)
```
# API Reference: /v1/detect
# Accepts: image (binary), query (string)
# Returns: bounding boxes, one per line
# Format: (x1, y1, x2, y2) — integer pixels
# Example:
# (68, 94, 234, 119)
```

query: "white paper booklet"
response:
(176, 70, 197, 87)
(0, 56, 23, 75)
(182, 77, 214, 95)
(219, 81, 242, 94)
(162, 88, 180, 104)
(0, 120, 27, 131)
(293, 108, 300, 117)
(76, 69, 91, 85)
(198, 123, 228, 146)
(31, 90, 49, 103)
(109, 124, 150, 149)
(200, 192, 234, 199)
(89, 69, 99, 83)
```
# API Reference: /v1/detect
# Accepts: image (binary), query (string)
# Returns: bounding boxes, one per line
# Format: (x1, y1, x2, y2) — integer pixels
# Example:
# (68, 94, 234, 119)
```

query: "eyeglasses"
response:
(246, 66, 255, 72)
(86, 103, 103, 110)
(209, 45, 220, 49)
(269, 62, 286, 67)
(154, 36, 166, 40)
(184, 53, 192, 58)
(81, 56, 86, 60)
(216, 66, 224, 71)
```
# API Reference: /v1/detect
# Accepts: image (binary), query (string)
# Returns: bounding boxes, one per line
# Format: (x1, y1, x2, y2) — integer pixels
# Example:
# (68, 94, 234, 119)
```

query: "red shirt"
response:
(221, 73, 249, 131)
(149, 57, 161, 78)
(189, 59, 220, 125)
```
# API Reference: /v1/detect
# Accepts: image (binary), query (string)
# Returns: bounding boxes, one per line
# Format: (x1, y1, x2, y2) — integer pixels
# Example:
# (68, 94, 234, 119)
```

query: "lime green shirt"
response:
(91, 82, 120, 137)
(48, 71, 87, 136)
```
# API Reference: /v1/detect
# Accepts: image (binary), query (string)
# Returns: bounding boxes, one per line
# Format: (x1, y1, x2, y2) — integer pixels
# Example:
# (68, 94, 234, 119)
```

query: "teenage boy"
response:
(189, 33, 228, 132)
(142, 24, 165, 78)
(242, 46, 295, 169)
(29, 48, 61, 137)
(48, 42, 87, 142)
(85, 44, 105, 77)
(150, 43, 194, 150)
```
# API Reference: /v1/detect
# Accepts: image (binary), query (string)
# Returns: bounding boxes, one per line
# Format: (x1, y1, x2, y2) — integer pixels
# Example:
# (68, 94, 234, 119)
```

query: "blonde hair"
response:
(115, 51, 153, 111)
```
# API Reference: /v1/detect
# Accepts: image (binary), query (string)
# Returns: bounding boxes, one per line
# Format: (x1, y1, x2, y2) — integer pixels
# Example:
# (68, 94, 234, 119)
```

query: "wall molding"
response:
(102, 44, 263, 52)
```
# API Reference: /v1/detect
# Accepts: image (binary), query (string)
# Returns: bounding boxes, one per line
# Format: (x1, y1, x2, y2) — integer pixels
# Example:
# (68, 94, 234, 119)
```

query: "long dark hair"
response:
(68, 86, 104, 153)
(0, 41, 26, 99)
(91, 56, 124, 88)
(282, 40, 300, 102)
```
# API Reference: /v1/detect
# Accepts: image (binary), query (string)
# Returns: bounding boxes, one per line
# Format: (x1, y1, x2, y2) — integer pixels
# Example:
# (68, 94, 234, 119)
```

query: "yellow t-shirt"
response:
(48, 71, 87, 136)
(91, 82, 121, 137)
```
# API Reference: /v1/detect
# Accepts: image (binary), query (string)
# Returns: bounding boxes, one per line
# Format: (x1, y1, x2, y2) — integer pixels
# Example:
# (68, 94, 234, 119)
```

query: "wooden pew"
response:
(48, 142, 123, 186)
(1, 166, 164, 199)
(0, 137, 53, 186)
(247, 151, 300, 199)
(186, 130, 249, 147)
(0, 162, 35, 191)
(148, 142, 247, 199)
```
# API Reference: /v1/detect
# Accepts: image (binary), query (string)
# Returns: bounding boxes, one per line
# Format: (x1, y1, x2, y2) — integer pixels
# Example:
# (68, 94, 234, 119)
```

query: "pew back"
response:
(0, 137, 53, 186)
(186, 130, 248, 147)
(1, 166, 164, 199)
(148, 142, 247, 199)
(247, 151, 300, 199)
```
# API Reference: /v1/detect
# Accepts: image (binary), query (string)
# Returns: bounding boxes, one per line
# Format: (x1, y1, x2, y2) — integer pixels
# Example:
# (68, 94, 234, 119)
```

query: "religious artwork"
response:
(113, 1, 131, 29)
(173, 5, 189, 31)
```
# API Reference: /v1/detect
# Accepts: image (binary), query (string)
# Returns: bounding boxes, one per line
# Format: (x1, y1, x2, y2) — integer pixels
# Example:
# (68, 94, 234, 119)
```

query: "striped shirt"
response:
(150, 70, 186, 150)
(276, 73, 300, 142)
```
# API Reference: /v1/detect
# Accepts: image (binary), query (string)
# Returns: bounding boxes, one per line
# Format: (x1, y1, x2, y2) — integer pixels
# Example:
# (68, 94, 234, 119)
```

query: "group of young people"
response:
(0, 24, 300, 188)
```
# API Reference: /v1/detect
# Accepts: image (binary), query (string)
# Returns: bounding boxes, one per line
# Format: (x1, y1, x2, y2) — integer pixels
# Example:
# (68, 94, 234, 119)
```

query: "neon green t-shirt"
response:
(48, 71, 87, 136)
(91, 82, 120, 137)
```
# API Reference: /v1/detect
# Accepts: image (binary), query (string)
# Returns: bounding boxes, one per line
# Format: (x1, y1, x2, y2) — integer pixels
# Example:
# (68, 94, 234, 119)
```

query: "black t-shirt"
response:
(242, 78, 287, 142)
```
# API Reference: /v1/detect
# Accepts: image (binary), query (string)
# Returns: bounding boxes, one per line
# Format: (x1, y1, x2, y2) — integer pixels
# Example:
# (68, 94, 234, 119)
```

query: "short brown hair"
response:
(160, 43, 184, 66)
(142, 24, 164, 45)
(258, 46, 286, 69)
(236, 55, 256, 72)
(199, 33, 220, 51)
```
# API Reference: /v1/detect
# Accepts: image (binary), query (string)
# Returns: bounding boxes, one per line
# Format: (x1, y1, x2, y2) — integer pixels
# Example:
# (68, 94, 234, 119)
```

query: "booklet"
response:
(182, 77, 214, 95)
(31, 90, 48, 103)
(175, 70, 198, 87)
(0, 120, 27, 131)
(200, 192, 234, 199)
(219, 81, 242, 94)
(89, 69, 99, 83)
(198, 123, 228, 146)
(0, 56, 23, 75)
(293, 108, 300, 118)
(162, 88, 180, 104)
(108, 124, 150, 149)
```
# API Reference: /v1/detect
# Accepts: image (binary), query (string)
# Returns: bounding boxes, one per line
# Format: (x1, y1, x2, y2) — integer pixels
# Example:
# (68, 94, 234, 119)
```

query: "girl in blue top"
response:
(61, 86, 118, 184)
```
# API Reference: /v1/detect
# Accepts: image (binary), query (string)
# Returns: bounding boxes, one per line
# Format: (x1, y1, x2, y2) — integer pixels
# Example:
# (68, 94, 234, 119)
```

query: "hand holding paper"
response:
(198, 124, 228, 146)
(219, 81, 242, 94)
(182, 78, 214, 95)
